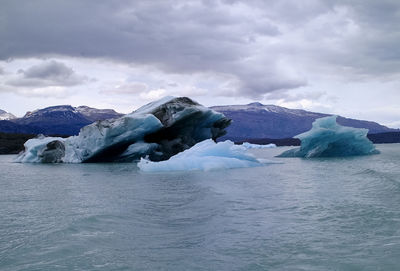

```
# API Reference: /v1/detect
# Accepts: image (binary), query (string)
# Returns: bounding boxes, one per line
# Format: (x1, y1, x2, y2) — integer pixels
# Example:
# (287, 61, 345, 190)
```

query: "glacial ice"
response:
(277, 116, 379, 158)
(242, 142, 277, 149)
(15, 97, 231, 163)
(65, 114, 162, 162)
(138, 139, 267, 172)
(15, 135, 66, 163)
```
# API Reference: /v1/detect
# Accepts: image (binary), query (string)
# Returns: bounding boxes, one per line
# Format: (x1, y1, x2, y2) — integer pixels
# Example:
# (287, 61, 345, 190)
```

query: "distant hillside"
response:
(367, 132, 400, 144)
(211, 103, 397, 140)
(0, 132, 71, 154)
(233, 137, 301, 146)
(0, 132, 36, 154)
(15, 105, 92, 135)
(0, 105, 123, 136)
(0, 120, 43, 134)
(0, 102, 397, 139)
(233, 132, 400, 146)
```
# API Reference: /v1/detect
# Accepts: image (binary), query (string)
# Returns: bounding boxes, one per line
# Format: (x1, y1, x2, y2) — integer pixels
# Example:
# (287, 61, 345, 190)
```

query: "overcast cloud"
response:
(7, 60, 87, 87)
(0, 0, 399, 127)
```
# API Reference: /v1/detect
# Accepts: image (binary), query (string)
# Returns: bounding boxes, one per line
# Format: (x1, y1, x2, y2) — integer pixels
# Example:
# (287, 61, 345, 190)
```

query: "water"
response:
(1, 144, 400, 271)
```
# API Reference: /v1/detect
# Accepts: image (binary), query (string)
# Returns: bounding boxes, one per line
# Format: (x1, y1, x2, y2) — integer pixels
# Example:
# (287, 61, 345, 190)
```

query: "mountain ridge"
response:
(211, 102, 397, 140)
(1, 105, 123, 135)
(0, 102, 397, 137)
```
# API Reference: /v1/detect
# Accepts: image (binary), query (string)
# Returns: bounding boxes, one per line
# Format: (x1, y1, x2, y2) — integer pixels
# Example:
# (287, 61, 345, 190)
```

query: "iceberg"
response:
(242, 142, 277, 149)
(15, 97, 231, 163)
(138, 139, 268, 172)
(277, 116, 379, 158)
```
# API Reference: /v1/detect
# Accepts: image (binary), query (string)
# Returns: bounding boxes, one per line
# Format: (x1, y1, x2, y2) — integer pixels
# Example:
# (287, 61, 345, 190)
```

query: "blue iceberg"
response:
(277, 116, 379, 158)
(138, 139, 270, 172)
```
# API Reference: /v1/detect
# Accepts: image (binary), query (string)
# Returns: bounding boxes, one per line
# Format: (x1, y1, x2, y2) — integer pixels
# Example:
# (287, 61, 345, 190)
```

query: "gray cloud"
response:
(100, 82, 149, 95)
(0, 0, 301, 97)
(6, 60, 87, 87)
(1, 0, 400, 99)
(265, 90, 326, 102)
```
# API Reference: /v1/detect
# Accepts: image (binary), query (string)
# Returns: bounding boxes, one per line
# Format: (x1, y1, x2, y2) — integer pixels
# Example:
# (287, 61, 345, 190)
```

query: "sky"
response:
(0, 0, 399, 128)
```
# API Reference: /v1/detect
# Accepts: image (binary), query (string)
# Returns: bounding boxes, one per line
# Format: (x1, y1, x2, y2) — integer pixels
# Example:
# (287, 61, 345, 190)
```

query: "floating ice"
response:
(138, 139, 268, 172)
(278, 116, 379, 158)
(242, 142, 277, 149)
(15, 135, 66, 163)
(15, 97, 231, 163)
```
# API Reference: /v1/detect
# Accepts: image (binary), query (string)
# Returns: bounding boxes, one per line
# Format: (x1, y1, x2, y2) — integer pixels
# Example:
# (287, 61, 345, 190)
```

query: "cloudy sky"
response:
(0, 0, 399, 127)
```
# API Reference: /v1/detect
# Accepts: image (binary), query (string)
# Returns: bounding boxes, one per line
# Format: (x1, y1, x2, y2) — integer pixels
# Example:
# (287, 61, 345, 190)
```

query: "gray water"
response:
(1, 144, 400, 271)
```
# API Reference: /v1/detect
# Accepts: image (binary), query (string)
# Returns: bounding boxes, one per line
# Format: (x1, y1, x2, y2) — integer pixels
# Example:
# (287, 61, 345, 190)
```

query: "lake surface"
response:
(1, 144, 400, 270)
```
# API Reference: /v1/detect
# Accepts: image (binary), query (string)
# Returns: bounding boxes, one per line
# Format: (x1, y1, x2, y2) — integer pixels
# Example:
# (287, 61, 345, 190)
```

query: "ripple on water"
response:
(1, 145, 400, 270)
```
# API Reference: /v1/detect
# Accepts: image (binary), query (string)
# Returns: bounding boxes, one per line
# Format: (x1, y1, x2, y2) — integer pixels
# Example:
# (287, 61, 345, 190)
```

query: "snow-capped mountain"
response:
(16, 105, 92, 135)
(76, 106, 123, 122)
(22, 105, 84, 120)
(2, 105, 123, 135)
(212, 102, 324, 117)
(0, 109, 16, 121)
(211, 102, 396, 140)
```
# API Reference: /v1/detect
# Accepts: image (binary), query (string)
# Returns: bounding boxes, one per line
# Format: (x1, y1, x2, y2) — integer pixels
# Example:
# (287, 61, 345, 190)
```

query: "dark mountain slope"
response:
(3, 105, 123, 136)
(211, 103, 396, 140)
(14, 105, 92, 135)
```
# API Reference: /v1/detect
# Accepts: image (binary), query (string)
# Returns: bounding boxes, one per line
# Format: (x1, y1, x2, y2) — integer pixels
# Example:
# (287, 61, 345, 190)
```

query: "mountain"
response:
(76, 106, 123, 122)
(0, 102, 397, 139)
(15, 105, 92, 135)
(1, 105, 123, 135)
(0, 120, 42, 134)
(0, 132, 36, 154)
(211, 102, 397, 140)
(0, 109, 16, 121)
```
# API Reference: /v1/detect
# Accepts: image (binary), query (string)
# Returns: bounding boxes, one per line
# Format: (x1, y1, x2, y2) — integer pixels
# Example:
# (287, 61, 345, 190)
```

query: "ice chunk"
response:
(138, 139, 267, 172)
(14, 135, 66, 163)
(242, 142, 277, 149)
(15, 114, 162, 163)
(277, 116, 379, 158)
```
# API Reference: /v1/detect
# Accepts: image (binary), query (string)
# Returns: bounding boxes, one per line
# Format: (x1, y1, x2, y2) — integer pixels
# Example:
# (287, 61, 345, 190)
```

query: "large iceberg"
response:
(138, 139, 268, 172)
(15, 97, 231, 163)
(277, 116, 379, 158)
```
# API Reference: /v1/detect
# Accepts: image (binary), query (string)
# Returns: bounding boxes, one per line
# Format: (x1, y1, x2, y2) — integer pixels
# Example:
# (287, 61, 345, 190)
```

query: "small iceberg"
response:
(277, 116, 379, 158)
(138, 139, 269, 172)
(242, 142, 277, 149)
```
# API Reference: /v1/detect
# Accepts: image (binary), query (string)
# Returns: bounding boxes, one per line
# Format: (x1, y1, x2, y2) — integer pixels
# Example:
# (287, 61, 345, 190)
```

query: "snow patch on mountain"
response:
(0, 109, 16, 120)
(211, 103, 321, 117)
(23, 105, 78, 119)
(76, 106, 123, 121)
